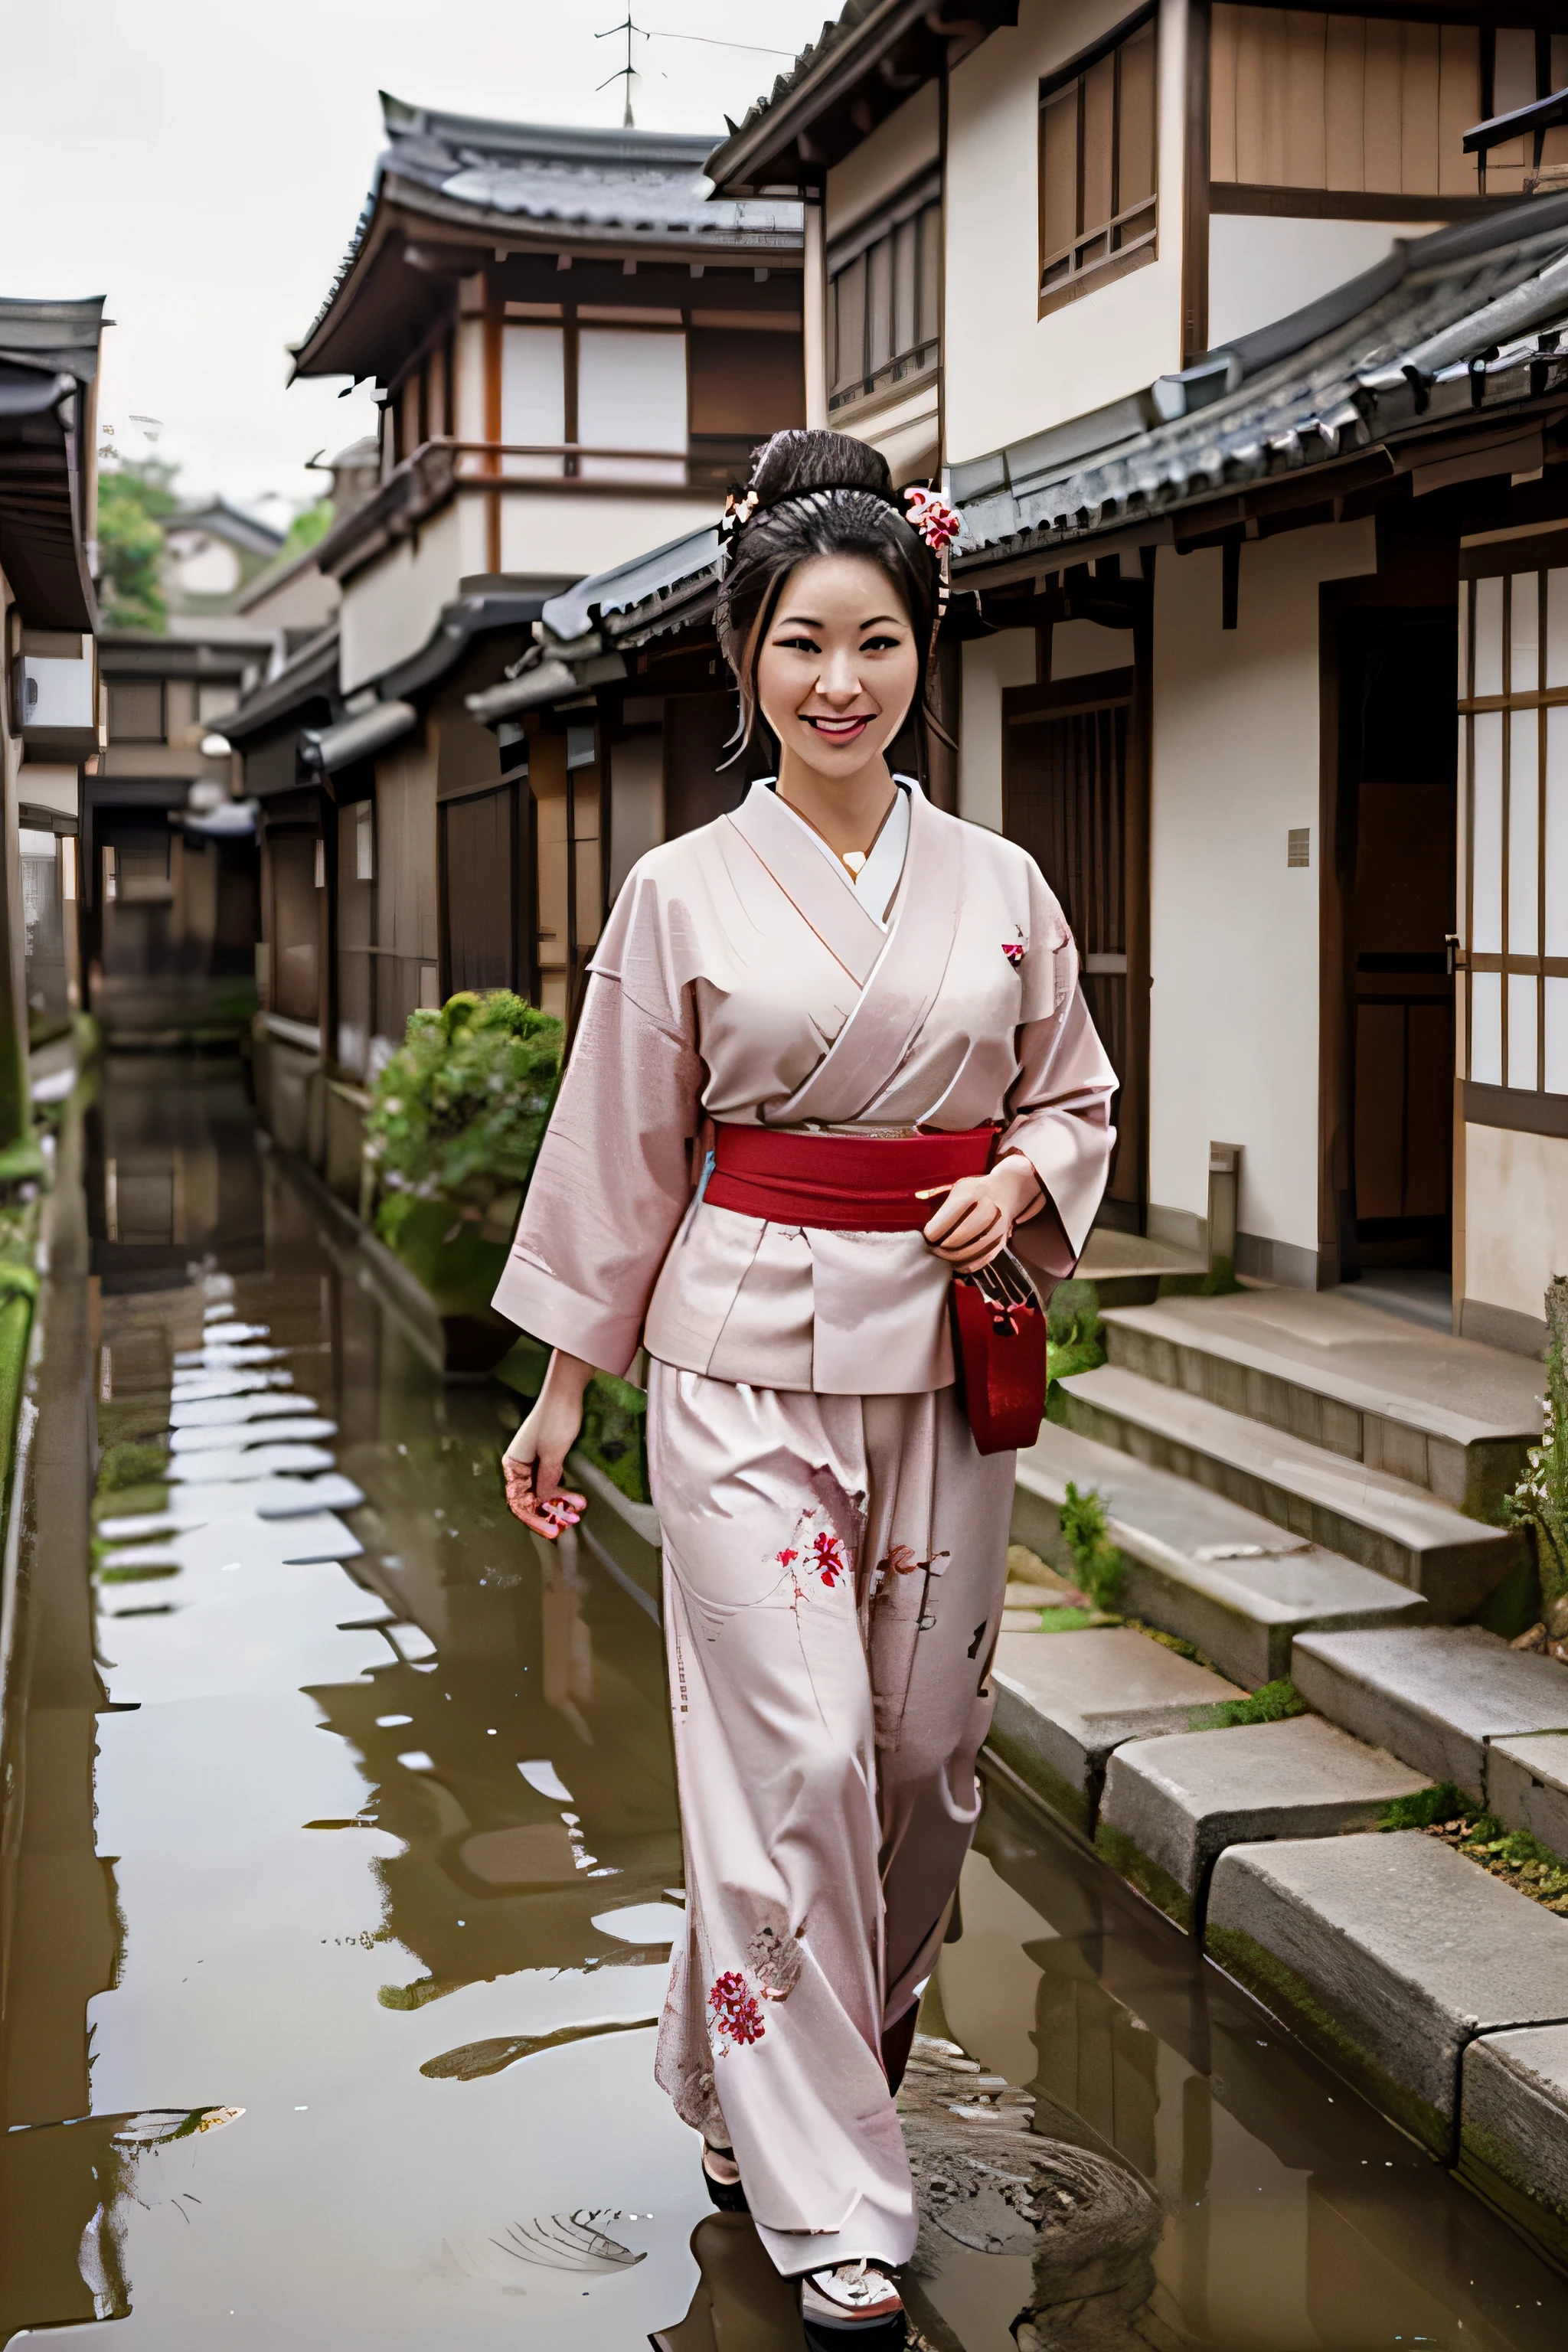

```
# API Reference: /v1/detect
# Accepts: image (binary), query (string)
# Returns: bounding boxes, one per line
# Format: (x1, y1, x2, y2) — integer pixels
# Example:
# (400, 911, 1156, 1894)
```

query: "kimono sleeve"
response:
(996, 867, 1119, 1284)
(491, 867, 704, 1377)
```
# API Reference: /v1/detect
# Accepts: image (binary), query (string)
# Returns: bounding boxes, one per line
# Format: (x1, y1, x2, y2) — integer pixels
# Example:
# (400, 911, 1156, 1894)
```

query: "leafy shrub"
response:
(578, 1374, 651, 1506)
(1504, 1275, 1568, 1612)
(365, 991, 563, 1243)
(1060, 1480, 1125, 1611)
(1047, 1278, 1106, 1387)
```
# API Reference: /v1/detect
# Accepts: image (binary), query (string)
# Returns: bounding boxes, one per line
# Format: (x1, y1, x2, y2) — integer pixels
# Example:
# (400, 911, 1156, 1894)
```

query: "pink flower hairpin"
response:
(720, 487, 760, 538)
(903, 485, 963, 554)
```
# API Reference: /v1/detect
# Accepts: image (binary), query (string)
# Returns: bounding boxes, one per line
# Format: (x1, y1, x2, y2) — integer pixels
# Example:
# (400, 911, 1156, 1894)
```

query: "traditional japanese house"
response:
(0, 296, 103, 1085)
(232, 93, 805, 1152)
(694, 0, 1568, 1356)
(87, 624, 270, 1042)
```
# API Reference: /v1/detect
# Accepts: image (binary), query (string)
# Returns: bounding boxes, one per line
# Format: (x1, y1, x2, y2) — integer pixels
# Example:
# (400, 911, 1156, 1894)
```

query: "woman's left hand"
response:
(921, 1155, 1042, 1272)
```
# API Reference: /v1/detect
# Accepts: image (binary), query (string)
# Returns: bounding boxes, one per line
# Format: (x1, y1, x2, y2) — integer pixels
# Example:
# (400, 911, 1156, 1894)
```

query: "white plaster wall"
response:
(959, 629, 1036, 831)
(1462, 1124, 1568, 1325)
(1148, 521, 1377, 1259)
(1052, 618, 1134, 679)
(825, 83, 940, 240)
(338, 501, 475, 694)
(944, 0, 1189, 465)
(498, 489, 715, 583)
(1207, 216, 1441, 351)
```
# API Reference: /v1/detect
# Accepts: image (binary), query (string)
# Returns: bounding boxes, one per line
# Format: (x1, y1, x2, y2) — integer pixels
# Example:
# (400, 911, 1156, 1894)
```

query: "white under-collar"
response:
(770, 780, 912, 928)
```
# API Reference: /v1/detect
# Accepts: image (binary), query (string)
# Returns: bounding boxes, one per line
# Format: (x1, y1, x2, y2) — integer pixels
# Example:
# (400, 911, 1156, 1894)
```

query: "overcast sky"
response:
(0, 0, 827, 524)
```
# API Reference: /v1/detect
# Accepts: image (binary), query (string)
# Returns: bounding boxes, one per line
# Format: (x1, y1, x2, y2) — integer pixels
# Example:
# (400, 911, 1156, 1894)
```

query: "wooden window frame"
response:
(1457, 543, 1568, 1137)
(1038, 8, 1159, 320)
(825, 173, 943, 417)
(106, 678, 166, 744)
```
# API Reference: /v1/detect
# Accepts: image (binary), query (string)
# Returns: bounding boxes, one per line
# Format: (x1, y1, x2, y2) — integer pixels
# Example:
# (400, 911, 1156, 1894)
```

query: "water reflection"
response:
(5, 1053, 1568, 2350)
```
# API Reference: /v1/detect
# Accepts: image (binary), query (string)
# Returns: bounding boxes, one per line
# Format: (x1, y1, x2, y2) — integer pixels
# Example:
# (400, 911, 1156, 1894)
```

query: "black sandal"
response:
(701, 2141, 749, 2213)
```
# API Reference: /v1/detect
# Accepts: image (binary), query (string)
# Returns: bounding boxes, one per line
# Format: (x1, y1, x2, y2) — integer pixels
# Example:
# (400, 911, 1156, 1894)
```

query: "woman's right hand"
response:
(502, 1349, 593, 1540)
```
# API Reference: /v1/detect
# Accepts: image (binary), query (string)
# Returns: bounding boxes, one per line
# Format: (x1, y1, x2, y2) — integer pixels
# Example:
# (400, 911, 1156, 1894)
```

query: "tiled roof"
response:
(952, 195, 1568, 570)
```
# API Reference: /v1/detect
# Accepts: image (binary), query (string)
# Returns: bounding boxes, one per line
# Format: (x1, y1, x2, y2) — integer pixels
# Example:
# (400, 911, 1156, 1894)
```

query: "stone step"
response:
(1460, 2026, 1568, 2265)
(1205, 1829, 1568, 2158)
(1055, 1363, 1521, 1617)
(986, 1625, 1244, 1838)
(1012, 1422, 1426, 1688)
(1488, 1734, 1568, 1858)
(1095, 1714, 1429, 1934)
(1099, 1721, 1429, 1938)
(1099, 1291, 1542, 1516)
(1291, 1627, 1568, 1804)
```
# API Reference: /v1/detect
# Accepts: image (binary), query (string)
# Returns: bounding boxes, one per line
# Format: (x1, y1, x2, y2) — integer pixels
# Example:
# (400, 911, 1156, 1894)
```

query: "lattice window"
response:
(1459, 563, 1568, 1099)
(1039, 15, 1157, 309)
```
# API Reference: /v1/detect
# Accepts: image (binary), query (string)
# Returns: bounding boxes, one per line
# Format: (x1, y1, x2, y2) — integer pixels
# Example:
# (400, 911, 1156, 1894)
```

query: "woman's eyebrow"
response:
(773, 612, 824, 628)
(859, 614, 906, 629)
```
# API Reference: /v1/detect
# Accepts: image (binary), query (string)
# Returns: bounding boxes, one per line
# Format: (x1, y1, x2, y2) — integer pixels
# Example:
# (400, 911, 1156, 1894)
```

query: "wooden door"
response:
(442, 784, 514, 995)
(1003, 668, 1143, 1220)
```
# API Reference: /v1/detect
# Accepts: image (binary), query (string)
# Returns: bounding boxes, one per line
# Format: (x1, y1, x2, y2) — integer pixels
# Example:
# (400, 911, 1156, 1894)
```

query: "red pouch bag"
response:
(949, 1250, 1048, 1455)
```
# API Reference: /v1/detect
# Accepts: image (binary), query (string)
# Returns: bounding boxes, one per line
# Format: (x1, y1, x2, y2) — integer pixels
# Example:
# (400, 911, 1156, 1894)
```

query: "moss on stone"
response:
(1204, 1921, 1451, 2156)
(1095, 1821, 1194, 1933)
(1458, 2122, 1568, 2267)
(1187, 1678, 1306, 1733)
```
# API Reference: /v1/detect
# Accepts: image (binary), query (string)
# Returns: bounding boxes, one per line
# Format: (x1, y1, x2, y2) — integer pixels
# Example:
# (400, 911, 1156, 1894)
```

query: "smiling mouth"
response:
(802, 714, 872, 740)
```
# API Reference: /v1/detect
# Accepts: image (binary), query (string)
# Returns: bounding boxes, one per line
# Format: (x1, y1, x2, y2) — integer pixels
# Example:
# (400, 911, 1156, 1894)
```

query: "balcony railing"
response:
(316, 435, 750, 583)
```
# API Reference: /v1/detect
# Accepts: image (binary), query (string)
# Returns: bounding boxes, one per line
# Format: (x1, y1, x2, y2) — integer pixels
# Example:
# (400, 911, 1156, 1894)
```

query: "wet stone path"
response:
(3, 1054, 1568, 2348)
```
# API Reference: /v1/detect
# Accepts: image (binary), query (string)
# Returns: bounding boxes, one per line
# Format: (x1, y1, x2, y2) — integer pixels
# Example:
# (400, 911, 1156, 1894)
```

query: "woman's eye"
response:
(861, 635, 903, 652)
(776, 634, 821, 654)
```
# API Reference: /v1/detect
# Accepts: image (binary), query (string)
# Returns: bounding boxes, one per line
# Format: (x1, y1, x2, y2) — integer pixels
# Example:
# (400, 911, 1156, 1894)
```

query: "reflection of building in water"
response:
(296, 1230, 681, 2004)
(87, 1057, 265, 1285)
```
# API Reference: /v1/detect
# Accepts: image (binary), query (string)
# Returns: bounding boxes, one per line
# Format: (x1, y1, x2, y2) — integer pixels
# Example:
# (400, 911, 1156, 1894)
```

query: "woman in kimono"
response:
(497, 429, 1116, 2347)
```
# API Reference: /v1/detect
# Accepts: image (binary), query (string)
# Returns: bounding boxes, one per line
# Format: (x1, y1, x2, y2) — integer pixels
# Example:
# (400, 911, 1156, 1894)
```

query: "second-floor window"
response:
(828, 176, 942, 414)
(1039, 14, 1158, 313)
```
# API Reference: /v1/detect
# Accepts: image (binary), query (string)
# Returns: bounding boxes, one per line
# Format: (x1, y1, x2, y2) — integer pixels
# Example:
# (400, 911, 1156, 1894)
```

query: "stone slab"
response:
(1058, 1362, 1521, 1614)
(1459, 2024, 1568, 2264)
(1205, 1830, 1568, 2157)
(1291, 1627, 1568, 1802)
(1013, 1421, 1425, 1686)
(987, 1626, 1243, 1837)
(1488, 1733, 1568, 1858)
(1101, 1289, 1542, 1514)
(1096, 1715, 1429, 1933)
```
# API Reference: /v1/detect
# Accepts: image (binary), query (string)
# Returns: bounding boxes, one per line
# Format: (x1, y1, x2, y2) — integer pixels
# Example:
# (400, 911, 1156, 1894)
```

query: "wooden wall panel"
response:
(1362, 19, 1404, 191)
(1438, 27, 1482, 194)
(1324, 14, 1365, 189)
(1210, 4, 1238, 181)
(1211, 4, 1483, 197)
(1282, 13, 1328, 192)
(1400, 21, 1441, 197)
(443, 787, 514, 995)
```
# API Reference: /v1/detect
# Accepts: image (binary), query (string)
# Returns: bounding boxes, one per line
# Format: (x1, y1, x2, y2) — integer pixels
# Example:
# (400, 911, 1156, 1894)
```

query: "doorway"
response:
(1335, 609, 1457, 1284)
(1003, 665, 1145, 1227)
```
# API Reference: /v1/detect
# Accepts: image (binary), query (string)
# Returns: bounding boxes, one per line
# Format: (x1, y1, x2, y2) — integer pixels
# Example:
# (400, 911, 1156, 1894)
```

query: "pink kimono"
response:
(494, 778, 1116, 2276)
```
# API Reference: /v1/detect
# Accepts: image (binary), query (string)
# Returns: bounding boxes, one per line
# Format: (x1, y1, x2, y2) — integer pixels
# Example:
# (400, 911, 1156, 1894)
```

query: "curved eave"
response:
(292, 172, 802, 385)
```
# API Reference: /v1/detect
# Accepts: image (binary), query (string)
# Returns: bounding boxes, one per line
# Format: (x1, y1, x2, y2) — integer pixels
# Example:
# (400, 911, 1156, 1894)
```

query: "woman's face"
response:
(753, 553, 920, 786)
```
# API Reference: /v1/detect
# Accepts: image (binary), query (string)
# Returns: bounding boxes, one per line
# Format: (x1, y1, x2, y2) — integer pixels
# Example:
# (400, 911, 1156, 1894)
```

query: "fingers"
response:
(922, 1178, 995, 1246)
(501, 1452, 586, 1540)
(924, 1196, 1004, 1256)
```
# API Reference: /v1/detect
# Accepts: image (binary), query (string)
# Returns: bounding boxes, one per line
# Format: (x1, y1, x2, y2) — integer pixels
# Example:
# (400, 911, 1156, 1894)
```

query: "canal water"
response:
(2, 1050, 1567, 2349)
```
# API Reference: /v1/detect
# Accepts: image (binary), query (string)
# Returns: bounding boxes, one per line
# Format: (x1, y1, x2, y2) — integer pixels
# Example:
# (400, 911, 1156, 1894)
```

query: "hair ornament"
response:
(903, 485, 962, 555)
(720, 486, 760, 538)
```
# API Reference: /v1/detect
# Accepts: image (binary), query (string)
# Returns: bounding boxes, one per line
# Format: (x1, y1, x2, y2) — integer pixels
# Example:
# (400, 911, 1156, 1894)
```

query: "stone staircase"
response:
(1040, 1287, 1542, 1632)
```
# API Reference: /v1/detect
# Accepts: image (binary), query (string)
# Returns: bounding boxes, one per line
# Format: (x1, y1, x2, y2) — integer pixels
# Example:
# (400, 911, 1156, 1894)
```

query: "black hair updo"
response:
(714, 428, 942, 773)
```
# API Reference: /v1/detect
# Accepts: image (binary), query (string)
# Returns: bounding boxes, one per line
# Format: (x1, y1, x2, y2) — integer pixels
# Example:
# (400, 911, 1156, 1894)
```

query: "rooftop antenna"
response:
(596, 15, 648, 126)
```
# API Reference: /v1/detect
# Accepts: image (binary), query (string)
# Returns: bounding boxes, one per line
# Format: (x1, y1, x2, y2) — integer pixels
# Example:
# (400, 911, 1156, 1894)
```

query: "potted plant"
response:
(364, 990, 562, 1374)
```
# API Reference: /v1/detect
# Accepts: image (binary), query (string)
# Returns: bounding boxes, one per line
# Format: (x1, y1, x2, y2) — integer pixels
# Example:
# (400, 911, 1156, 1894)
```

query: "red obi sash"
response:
(702, 1122, 1046, 1455)
(705, 1123, 994, 1230)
